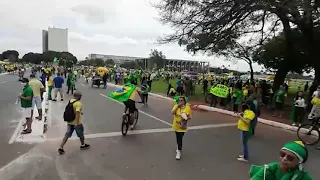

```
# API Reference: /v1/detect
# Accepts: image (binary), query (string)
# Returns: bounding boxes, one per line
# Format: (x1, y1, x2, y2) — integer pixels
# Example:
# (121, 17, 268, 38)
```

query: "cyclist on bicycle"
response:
(123, 79, 141, 129)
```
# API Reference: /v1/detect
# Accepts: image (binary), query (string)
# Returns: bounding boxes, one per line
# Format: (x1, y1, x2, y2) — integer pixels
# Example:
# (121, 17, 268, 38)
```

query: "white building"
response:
(88, 54, 143, 64)
(42, 27, 68, 53)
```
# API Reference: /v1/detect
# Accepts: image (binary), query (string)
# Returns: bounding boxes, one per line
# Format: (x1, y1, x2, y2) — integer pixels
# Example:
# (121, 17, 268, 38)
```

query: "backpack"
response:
(63, 100, 78, 122)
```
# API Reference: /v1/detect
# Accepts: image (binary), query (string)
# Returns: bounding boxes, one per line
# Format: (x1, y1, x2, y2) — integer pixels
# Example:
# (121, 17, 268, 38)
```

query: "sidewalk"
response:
(106, 82, 300, 133)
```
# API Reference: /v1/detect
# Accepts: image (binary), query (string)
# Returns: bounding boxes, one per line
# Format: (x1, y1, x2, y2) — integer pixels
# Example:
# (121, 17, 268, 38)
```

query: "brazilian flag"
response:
(109, 83, 136, 102)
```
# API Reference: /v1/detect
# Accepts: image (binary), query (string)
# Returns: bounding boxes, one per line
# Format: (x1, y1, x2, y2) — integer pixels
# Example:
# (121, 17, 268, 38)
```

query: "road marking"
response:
(0, 81, 8, 84)
(46, 123, 236, 141)
(100, 93, 172, 126)
(81, 83, 86, 87)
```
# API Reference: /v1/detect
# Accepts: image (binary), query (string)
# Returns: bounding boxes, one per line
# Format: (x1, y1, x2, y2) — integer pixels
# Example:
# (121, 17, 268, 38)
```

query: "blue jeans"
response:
(240, 131, 249, 160)
(251, 117, 258, 133)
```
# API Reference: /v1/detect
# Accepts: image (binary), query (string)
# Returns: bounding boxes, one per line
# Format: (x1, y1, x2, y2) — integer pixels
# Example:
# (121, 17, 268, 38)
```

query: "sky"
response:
(0, 0, 263, 72)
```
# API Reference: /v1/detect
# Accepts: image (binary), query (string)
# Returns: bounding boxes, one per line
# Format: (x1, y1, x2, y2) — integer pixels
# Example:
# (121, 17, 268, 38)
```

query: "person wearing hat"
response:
(249, 141, 312, 180)
(18, 78, 34, 134)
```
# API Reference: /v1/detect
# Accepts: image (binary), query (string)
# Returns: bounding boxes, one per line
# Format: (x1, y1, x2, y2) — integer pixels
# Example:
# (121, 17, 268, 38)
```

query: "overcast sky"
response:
(0, 0, 262, 72)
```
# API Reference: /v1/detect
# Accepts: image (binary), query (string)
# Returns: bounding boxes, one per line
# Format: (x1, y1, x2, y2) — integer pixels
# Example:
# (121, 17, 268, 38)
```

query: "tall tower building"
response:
(42, 27, 68, 53)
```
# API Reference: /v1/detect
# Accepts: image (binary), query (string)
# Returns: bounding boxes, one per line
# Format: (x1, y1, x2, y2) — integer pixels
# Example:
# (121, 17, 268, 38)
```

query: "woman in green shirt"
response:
(250, 141, 312, 180)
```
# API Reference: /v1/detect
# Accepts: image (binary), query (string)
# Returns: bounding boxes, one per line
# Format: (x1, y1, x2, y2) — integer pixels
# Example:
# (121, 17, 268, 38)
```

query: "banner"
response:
(210, 84, 229, 98)
(109, 83, 136, 102)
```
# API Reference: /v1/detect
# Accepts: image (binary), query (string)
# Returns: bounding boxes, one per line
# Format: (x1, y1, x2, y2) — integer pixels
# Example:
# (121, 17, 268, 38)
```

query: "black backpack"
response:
(63, 100, 78, 122)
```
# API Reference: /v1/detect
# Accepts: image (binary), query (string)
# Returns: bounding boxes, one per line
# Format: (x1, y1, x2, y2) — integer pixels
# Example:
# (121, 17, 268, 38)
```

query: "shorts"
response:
(123, 99, 136, 113)
(32, 96, 42, 109)
(23, 107, 32, 118)
(65, 124, 84, 138)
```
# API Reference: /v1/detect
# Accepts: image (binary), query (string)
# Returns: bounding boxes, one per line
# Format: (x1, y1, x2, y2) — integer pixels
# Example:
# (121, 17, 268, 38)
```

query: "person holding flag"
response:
(139, 80, 150, 105)
(109, 80, 143, 130)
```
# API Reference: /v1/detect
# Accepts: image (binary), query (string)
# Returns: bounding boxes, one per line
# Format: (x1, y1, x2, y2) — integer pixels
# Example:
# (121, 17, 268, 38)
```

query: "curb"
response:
(0, 72, 8, 76)
(106, 82, 311, 134)
(194, 105, 299, 132)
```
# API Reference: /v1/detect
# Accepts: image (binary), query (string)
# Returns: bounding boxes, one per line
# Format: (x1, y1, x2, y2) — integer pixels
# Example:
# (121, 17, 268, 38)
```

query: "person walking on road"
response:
(58, 91, 90, 154)
(19, 78, 34, 134)
(29, 74, 45, 121)
(52, 73, 64, 101)
(171, 96, 192, 160)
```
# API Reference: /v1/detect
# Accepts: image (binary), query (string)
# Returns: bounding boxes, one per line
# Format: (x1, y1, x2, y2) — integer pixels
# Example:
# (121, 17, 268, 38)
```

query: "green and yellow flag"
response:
(109, 83, 136, 102)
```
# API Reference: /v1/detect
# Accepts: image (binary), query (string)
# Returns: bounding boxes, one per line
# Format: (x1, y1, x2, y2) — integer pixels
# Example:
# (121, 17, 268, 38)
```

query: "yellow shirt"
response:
(29, 79, 44, 97)
(68, 99, 83, 125)
(129, 88, 137, 101)
(172, 104, 192, 132)
(47, 76, 54, 86)
(237, 109, 255, 131)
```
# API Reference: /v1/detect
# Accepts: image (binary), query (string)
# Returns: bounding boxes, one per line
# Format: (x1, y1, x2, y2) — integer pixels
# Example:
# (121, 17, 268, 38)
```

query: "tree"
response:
(148, 49, 166, 69)
(253, 30, 311, 75)
(0, 54, 3, 61)
(2, 50, 19, 62)
(105, 59, 115, 67)
(120, 61, 136, 69)
(22, 52, 45, 64)
(218, 42, 256, 81)
(154, 0, 320, 88)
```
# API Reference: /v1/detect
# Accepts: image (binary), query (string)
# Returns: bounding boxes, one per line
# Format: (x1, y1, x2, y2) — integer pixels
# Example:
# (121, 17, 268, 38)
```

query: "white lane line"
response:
(100, 93, 172, 126)
(8, 117, 24, 144)
(0, 81, 8, 84)
(81, 83, 86, 87)
(46, 123, 236, 141)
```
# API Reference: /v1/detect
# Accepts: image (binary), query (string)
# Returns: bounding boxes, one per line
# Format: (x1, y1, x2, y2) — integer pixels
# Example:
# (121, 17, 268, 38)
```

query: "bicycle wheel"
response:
(297, 124, 320, 145)
(121, 114, 130, 136)
(133, 110, 139, 127)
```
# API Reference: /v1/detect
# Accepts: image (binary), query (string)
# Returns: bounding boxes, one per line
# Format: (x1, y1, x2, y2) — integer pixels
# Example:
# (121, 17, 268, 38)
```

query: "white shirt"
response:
(312, 90, 320, 98)
(294, 97, 306, 107)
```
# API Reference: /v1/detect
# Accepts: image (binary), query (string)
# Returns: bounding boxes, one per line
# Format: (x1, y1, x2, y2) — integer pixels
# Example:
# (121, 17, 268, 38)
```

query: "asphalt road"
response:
(1, 75, 320, 180)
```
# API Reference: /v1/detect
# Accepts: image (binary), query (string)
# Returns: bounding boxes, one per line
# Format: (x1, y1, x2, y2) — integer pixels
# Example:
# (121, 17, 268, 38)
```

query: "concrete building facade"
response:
(42, 27, 68, 53)
(88, 53, 209, 72)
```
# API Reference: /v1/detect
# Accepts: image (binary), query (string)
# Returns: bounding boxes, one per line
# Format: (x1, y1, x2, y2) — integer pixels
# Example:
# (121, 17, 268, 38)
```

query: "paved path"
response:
(1, 77, 320, 179)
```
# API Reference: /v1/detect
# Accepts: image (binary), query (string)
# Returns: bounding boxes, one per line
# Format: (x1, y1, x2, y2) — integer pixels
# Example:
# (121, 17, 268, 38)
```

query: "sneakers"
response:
(58, 148, 65, 155)
(58, 144, 90, 154)
(80, 144, 90, 150)
(175, 150, 181, 160)
(237, 155, 248, 162)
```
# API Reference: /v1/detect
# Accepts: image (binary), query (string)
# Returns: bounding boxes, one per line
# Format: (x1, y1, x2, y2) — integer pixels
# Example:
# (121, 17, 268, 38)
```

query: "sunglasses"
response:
(279, 151, 296, 162)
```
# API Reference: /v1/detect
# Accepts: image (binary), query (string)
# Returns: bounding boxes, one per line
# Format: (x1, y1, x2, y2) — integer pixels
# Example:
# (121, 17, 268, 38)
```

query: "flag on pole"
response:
(53, 57, 58, 63)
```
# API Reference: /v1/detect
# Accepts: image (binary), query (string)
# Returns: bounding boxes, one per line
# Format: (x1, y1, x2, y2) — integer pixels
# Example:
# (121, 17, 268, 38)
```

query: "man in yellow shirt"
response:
(58, 91, 90, 154)
(29, 74, 45, 120)
(47, 72, 54, 100)
(237, 101, 255, 162)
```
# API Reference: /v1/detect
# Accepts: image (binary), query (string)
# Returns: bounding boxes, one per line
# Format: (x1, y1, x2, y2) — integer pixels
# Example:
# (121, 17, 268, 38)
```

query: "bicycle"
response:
(121, 107, 139, 136)
(297, 116, 320, 145)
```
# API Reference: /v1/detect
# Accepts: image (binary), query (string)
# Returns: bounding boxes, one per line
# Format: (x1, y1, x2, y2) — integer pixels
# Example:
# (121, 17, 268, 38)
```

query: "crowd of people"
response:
(6, 64, 315, 179)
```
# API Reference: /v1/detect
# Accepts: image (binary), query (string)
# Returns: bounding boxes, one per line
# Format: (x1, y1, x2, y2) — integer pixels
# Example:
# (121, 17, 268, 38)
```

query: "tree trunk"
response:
(273, 65, 289, 90)
(249, 62, 254, 82)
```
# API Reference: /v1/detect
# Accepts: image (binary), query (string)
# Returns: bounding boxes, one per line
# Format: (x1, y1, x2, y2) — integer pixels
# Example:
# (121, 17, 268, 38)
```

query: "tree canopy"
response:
(2, 50, 19, 62)
(148, 49, 166, 69)
(21, 51, 77, 67)
(155, 0, 320, 86)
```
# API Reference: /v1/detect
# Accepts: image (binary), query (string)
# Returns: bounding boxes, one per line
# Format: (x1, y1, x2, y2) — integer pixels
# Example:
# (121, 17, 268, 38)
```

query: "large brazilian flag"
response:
(109, 83, 136, 102)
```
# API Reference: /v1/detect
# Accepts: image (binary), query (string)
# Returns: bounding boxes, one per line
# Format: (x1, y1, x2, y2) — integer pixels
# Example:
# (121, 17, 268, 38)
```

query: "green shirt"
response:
(250, 162, 312, 180)
(21, 85, 33, 108)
